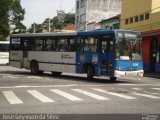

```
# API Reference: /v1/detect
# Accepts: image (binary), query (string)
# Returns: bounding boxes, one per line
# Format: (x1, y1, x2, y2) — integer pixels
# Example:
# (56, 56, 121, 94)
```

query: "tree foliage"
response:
(10, 0, 26, 34)
(0, 0, 11, 40)
(0, 0, 25, 40)
(63, 13, 75, 25)
(28, 23, 43, 33)
(28, 13, 75, 33)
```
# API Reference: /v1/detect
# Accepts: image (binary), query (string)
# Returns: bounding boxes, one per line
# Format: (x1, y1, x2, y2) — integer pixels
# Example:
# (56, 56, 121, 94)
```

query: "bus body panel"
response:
(114, 61, 144, 77)
(76, 52, 100, 75)
(28, 52, 76, 73)
(76, 52, 115, 76)
(0, 52, 9, 64)
(9, 51, 23, 68)
(0, 41, 9, 65)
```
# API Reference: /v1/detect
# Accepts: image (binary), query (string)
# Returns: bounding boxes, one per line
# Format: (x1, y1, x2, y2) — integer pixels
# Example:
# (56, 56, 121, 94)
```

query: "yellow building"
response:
(120, 0, 160, 72)
(120, 0, 160, 32)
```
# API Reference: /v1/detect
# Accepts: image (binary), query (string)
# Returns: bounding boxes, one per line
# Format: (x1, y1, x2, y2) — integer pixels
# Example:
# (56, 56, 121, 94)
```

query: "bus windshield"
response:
(115, 38, 142, 61)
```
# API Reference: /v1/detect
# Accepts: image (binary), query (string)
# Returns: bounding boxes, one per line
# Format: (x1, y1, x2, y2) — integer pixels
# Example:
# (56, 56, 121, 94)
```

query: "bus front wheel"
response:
(110, 77, 117, 82)
(87, 66, 94, 80)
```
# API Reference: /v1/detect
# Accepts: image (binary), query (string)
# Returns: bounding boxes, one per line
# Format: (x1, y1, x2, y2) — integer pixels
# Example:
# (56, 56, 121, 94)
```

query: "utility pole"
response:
(61, 0, 62, 10)
(48, 18, 51, 33)
(33, 23, 35, 34)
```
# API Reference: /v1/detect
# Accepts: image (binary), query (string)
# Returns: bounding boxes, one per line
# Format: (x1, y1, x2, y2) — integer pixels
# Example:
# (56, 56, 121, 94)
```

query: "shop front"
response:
(142, 30, 160, 73)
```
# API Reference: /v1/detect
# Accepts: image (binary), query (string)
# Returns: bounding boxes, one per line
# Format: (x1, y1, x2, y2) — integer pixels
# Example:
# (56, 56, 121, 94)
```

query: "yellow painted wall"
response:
(152, 0, 160, 13)
(120, 0, 160, 33)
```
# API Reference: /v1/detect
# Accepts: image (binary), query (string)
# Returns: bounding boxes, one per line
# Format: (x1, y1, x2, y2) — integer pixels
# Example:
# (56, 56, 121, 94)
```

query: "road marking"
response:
(143, 91, 158, 95)
(3, 76, 20, 79)
(2, 91, 23, 104)
(50, 89, 82, 101)
(132, 92, 160, 99)
(132, 88, 143, 90)
(27, 90, 54, 103)
(72, 89, 109, 100)
(119, 84, 160, 86)
(1, 74, 42, 79)
(27, 76, 42, 79)
(151, 88, 160, 91)
(92, 88, 136, 100)
(0, 84, 78, 89)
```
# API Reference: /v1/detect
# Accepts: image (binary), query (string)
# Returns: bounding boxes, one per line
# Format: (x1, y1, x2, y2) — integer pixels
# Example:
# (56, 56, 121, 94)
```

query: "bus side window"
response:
(29, 39, 35, 51)
(77, 38, 83, 51)
(35, 38, 43, 51)
(11, 38, 21, 50)
(83, 37, 97, 52)
(56, 38, 68, 52)
(36, 45, 42, 51)
(69, 38, 77, 52)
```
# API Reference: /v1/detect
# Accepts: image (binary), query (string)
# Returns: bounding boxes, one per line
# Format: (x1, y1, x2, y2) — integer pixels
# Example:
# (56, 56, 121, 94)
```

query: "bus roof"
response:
(10, 32, 77, 38)
(10, 29, 140, 38)
(77, 29, 115, 36)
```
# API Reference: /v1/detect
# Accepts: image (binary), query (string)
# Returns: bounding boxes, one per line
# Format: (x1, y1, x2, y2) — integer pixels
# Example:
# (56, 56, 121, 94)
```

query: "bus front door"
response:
(100, 39, 114, 76)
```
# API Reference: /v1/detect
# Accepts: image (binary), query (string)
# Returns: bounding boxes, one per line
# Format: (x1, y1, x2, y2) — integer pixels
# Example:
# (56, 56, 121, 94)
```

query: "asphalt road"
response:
(0, 65, 160, 120)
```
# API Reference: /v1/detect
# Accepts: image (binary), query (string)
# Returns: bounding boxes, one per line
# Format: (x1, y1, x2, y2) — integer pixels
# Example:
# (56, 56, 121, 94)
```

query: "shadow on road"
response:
(0, 70, 137, 84)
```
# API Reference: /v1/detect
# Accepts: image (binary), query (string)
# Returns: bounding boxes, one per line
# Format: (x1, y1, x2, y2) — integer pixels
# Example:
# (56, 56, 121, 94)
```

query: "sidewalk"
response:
(144, 72, 160, 79)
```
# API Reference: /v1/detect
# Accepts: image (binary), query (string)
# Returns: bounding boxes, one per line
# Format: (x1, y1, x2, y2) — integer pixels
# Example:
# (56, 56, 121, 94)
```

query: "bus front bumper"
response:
(114, 70, 144, 77)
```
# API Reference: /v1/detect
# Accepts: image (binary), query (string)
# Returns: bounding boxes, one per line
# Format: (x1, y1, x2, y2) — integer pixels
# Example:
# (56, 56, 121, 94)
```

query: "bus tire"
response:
(87, 65, 94, 80)
(30, 61, 43, 75)
(52, 72, 62, 76)
(110, 77, 117, 82)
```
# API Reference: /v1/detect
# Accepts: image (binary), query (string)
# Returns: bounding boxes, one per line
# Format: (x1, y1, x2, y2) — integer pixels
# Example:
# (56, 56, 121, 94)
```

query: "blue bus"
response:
(9, 29, 144, 81)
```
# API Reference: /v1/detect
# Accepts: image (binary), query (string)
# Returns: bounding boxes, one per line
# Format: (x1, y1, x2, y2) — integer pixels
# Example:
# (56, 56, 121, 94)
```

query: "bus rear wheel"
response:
(30, 61, 43, 75)
(87, 66, 94, 80)
(110, 77, 117, 82)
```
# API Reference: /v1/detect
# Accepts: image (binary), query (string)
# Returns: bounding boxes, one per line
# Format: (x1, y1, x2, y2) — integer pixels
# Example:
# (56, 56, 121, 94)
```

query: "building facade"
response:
(120, 0, 160, 72)
(101, 15, 120, 30)
(75, 0, 121, 31)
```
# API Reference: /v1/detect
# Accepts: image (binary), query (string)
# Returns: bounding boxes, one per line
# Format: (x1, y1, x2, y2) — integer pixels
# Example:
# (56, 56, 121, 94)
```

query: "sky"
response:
(21, 0, 75, 28)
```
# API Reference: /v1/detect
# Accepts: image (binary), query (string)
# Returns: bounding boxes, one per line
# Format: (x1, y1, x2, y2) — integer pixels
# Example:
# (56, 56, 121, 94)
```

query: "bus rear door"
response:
(22, 39, 29, 68)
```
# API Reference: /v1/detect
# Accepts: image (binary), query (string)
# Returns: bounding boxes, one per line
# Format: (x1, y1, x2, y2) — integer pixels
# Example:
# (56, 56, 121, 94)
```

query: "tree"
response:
(0, 0, 25, 40)
(12, 22, 26, 34)
(28, 23, 44, 33)
(50, 17, 65, 31)
(27, 13, 75, 33)
(50, 13, 75, 31)
(64, 13, 75, 25)
(0, 0, 11, 40)
(9, 0, 26, 34)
